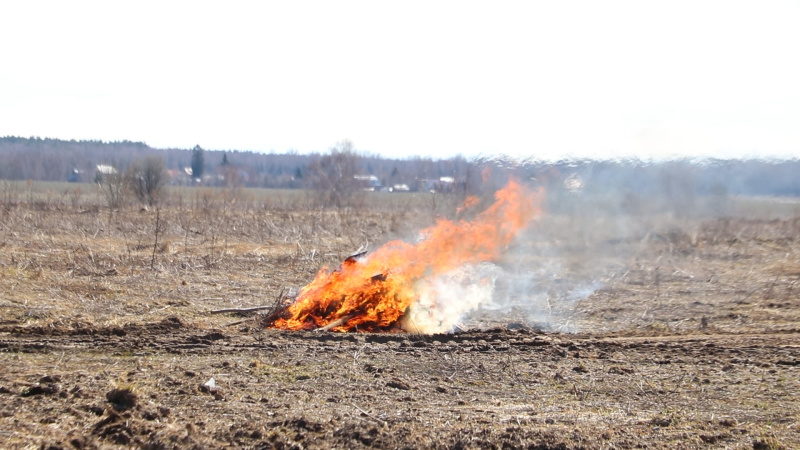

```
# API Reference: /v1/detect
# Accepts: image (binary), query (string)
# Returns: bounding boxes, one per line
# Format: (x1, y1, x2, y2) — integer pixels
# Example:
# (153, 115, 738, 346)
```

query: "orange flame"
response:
(456, 195, 481, 215)
(271, 180, 543, 332)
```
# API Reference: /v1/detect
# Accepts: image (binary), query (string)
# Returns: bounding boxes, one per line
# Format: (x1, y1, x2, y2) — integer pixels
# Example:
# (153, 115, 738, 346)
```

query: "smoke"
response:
(399, 257, 604, 334)
(427, 156, 800, 334)
(402, 263, 501, 333)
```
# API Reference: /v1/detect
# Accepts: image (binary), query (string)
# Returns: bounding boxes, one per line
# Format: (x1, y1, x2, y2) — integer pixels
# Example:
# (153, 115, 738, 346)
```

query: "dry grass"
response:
(1, 181, 800, 448)
(0, 183, 437, 332)
(2, 182, 800, 335)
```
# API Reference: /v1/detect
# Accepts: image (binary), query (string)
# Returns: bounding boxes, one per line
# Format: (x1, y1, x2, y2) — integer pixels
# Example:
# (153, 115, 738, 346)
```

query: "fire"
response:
(456, 195, 480, 215)
(271, 180, 543, 332)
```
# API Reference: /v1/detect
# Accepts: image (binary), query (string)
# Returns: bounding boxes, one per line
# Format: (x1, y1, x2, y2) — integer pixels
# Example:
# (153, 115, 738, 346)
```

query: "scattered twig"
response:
(352, 343, 367, 363)
(350, 402, 387, 426)
(225, 317, 255, 327)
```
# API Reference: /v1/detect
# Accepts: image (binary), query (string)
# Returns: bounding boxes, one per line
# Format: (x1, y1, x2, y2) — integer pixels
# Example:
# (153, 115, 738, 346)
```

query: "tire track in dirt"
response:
(2, 318, 799, 364)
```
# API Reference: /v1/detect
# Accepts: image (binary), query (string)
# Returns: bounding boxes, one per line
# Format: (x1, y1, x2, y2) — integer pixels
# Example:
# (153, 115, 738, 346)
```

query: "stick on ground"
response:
(210, 306, 275, 315)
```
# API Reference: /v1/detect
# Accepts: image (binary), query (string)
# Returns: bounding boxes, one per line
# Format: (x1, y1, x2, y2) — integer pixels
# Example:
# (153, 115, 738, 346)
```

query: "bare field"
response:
(1, 189, 800, 449)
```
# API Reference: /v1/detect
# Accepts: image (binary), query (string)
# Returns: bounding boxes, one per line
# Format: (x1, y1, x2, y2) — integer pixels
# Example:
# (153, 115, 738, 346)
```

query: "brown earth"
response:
(1, 194, 799, 448)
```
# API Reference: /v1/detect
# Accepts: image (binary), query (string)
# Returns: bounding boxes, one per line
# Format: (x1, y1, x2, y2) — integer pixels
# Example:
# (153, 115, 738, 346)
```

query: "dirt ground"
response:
(1, 194, 799, 448)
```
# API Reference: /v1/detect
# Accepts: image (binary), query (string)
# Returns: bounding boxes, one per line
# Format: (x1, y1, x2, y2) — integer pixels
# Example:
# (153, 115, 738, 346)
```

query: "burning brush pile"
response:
(267, 181, 543, 334)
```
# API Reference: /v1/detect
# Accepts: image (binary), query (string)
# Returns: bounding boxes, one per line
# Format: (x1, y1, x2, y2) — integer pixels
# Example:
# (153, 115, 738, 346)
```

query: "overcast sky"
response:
(2, 1, 799, 160)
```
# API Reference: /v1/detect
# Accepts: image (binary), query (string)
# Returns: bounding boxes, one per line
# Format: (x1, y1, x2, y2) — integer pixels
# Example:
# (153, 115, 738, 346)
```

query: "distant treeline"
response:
(1, 136, 799, 197)
(0, 136, 471, 190)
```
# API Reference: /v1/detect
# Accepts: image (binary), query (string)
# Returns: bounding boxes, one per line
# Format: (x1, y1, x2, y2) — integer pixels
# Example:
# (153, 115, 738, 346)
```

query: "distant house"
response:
(96, 164, 117, 175)
(420, 177, 455, 193)
(67, 168, 82, 182)
(167, 169, 183, 183)
(354, 175, 381, 191)
(94, 164, 118, 183)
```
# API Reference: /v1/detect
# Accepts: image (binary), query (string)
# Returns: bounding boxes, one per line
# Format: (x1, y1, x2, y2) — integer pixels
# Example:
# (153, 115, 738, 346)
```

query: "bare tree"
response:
(98, 171, 126, 210)
(126, 156, 169, 206)
(305, 140, 361, 207)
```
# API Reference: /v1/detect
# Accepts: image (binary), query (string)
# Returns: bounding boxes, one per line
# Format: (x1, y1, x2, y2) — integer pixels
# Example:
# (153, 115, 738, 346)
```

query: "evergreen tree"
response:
(191, 145, 204, 179)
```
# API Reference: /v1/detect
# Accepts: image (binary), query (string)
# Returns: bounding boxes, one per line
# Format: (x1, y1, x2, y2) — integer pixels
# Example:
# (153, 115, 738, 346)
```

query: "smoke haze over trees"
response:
(1, 136, 800, 199)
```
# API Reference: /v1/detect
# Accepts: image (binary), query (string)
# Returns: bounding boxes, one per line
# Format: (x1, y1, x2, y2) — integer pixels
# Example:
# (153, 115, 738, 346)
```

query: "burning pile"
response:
(269, 180, 543, 333)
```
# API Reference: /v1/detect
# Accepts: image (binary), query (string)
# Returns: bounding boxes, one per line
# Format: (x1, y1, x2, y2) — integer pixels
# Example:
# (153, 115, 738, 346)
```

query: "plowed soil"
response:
(2, 322, 800, 449)
(1, 201, 799, 448)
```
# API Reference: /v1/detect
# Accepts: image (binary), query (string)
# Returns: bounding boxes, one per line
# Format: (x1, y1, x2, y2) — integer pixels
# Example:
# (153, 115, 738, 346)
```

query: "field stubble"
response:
(0, 184, 799, 448)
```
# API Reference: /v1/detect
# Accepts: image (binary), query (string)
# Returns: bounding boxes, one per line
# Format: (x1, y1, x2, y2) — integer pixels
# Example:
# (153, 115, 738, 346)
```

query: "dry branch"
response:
(314, 314, 355, 332)
(224, 318, 256, 327)
(210, 305, 275, 315)
(350, 402, 387, 426)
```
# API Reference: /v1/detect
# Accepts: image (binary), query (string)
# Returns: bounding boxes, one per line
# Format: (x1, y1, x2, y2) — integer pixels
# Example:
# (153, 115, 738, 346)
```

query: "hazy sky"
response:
(2, 1, 799, 160)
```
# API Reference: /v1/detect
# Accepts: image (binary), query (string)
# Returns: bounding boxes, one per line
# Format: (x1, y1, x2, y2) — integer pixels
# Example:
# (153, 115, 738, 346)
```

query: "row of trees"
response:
(92, 142, 396, 209)
(0, 136, 470, 190)
(3, 136, 800, 209)
(93, 140, 461, 209)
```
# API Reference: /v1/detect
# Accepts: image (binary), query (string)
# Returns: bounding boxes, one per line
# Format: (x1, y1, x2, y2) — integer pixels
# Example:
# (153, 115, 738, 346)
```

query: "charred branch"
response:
(314, 314, 355, 332)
